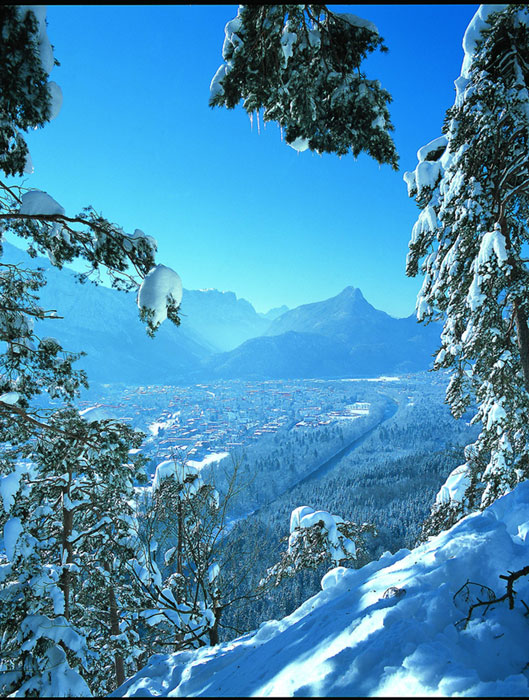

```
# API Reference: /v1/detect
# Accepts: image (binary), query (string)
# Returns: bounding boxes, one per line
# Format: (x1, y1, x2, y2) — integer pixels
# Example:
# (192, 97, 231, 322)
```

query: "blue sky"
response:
(21, 4, 478, 317)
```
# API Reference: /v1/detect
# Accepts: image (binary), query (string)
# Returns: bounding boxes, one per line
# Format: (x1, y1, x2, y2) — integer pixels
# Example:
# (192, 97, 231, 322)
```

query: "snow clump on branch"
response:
(137, 264, 182, 335)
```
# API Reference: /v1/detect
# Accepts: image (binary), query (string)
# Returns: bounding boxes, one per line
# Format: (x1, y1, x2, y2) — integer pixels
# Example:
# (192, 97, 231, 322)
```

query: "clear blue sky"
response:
(21, 4, 478, 317)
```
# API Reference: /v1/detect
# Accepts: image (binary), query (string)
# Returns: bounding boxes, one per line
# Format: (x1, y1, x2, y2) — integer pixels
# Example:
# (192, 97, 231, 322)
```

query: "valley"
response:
(82, 375, 398, 490)
(77, 370, 478, 642)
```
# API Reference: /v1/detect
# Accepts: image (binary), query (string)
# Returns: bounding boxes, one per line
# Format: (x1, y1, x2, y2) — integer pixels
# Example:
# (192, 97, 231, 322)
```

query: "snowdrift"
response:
(114, 482, 529, 697)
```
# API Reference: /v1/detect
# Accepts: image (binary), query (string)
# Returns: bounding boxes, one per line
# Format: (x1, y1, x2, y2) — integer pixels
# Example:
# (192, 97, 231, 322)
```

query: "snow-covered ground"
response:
(187, 451, 230, 471)
(114, 481, 529, 697)
(341, 376, 401, 382)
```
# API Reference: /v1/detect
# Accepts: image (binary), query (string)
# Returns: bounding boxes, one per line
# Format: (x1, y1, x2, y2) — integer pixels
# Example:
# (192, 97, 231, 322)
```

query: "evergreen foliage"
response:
(0, 6, 181, 695)
(210, 5, 398, 167)
(0, 6, 52, 176)
(405, 5, 529, 528)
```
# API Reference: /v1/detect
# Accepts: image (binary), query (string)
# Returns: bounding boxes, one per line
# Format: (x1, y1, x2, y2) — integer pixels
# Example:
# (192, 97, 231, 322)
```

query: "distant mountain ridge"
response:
(2, 241, 439, 383)
(259, 304, 289, 321)
(181, 288, 270, 352)
(203, 286, 441, 379)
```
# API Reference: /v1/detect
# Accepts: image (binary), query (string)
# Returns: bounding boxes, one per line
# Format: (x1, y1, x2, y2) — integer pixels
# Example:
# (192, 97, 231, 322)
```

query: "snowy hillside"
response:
(114, 481, 529, 697)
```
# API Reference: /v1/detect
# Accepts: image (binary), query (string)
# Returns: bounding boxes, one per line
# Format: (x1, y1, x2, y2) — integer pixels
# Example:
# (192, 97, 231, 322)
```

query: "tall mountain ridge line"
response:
(2, 241, 440, 384)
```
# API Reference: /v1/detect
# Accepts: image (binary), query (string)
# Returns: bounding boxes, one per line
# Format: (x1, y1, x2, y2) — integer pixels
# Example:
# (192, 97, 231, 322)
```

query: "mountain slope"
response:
(114, 481, 529, 697)
(182, 288, 271, 352)
(204, 287, 440, 379)
(204, 331, 353, 379)
(2, 242, 211, 384)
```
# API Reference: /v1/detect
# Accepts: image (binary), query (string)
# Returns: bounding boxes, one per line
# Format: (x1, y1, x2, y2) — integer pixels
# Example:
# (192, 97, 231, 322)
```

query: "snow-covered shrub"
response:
(259, 505, 376, 588)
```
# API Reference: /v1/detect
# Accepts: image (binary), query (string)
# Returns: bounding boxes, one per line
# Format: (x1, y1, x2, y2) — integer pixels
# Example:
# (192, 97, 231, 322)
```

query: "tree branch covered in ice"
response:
(210, 5, 398, 167)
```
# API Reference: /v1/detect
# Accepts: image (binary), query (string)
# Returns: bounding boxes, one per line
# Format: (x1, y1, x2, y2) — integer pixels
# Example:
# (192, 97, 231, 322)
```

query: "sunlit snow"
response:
(288, 137, 310, 152)
(137, 264, 182, 328)
(19, 191, 65, 217)
(435, 464, 471, 505)
(114, 482, 529, 697)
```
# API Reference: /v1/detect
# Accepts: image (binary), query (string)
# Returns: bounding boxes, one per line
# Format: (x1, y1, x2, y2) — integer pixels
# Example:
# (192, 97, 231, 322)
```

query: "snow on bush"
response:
(151, 459, 200, 493)
(114, 481, 529, 698)
(288, 505, 357, 563)
(435, 464, 471, 505)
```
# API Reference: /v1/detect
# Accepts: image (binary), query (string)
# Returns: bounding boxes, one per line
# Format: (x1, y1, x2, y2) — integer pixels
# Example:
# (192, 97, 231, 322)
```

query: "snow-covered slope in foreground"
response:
(114, 482, 529, 697)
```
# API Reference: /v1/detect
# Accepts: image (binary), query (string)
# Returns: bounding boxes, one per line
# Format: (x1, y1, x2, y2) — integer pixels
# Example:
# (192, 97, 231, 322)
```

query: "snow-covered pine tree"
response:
(0, 409, 148, 696)
(132, 457, 250, 652)
(0, 5, 55, 177)
(132, 458, 222, 652)
(405, 5, 529, 531)
(259, 506, 375, 589)
(0, 6, 182, 695)
(210, 5, 398, 167)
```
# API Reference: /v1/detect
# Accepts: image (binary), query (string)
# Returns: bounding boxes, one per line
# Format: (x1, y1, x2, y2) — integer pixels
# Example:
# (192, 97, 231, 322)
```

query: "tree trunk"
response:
(499, 217, 529, 391)
(105, 561, 126, 689)
(514, 301, 529, 392)
(60, 487, 74, 620)
(177, 500, 183, 602)
(208, 604, 222, 646)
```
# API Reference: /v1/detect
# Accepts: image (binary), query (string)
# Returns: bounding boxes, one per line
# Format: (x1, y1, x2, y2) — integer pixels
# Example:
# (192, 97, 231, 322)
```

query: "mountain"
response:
(258, 304, 289, 321)
(203, 286, 440, 379)
(3, 243, 440, 383)
(181, 288, 271, 352)
(265, 286, 378, 339)
(1, 242, 212, 384)
(266, 285, 430, 349)
(114, 481, 529, 697)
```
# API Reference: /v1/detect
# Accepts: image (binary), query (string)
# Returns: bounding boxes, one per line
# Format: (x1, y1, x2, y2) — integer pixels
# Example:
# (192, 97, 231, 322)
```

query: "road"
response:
(295, 395, 399, 487)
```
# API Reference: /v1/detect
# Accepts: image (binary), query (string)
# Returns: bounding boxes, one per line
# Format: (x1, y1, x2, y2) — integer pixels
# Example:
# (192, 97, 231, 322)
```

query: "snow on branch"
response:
(259, 506, 376, 589)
